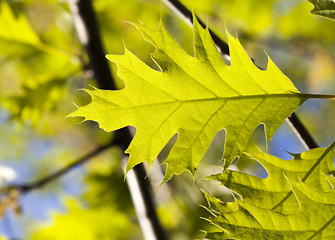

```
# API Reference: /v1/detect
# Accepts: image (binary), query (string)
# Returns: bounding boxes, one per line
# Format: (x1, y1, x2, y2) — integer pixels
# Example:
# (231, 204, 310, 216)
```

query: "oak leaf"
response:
(69, 17, 330, 183)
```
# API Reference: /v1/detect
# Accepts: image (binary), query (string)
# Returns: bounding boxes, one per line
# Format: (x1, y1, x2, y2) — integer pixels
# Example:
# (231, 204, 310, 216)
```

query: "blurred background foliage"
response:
(0, 0, 334, 239)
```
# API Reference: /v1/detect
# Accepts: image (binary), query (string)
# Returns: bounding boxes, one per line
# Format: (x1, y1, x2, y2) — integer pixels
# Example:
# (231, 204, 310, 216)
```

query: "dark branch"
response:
(161, 0, 319, 150)
(18, 142, 113, 194)
(68, 0, 168, 239)
(286, 114, 318, 149)
(0, 142, 113, 218)
(68, 0, 115, 90)
(161, 0, 229, 60)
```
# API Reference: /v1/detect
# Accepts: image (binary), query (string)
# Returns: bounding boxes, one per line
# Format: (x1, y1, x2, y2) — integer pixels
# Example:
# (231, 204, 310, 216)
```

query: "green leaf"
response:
(207, 142, 335, 213)
(307, 0, 335, 20)
(0, 1, 40, 48)
(32, 200, 135, 240)
(69, 17, 332, 183)
(203, 178, 335, 240)
(6, 62, 79, 124)
(0, 1, 71, 58)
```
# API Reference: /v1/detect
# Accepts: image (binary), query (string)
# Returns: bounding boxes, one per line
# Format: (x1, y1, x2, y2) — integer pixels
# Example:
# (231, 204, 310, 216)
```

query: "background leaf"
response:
(32, 199, 137, 240)
(203, 179, 335, 239)
(207, 142, 335, 213)
(307, 0, 335, 20)
(0, 1, 40, 54)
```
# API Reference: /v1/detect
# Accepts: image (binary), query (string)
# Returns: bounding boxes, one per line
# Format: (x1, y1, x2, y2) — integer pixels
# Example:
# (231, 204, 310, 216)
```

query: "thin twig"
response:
(286, 114, 318, 149)
(68, 0, 168, 239)
(161, 0, 319, 150)
(21, 142, 114, 194)
(0, 142, 113, 217)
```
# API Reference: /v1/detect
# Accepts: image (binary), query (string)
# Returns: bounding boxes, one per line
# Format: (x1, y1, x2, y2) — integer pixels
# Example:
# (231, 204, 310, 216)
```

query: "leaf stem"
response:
(271, 191, 293, 211)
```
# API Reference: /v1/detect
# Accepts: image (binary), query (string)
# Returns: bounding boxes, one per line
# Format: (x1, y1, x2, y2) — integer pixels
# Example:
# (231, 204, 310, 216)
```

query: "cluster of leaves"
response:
(0, 1, 218, 239)
(204, 142, 335, 239)
(0, 1, 79, 124)
(0, 0, 335, 239)
(70, 3, 335, 239)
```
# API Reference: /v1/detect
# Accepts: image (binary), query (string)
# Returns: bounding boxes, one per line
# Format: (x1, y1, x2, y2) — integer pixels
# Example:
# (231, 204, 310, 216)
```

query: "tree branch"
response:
(68, 0, 168, 239)
(161, 0, 230, 61)
(0, 142, 113, 217)
(286, 114, 318, 149)
(20, 142, 114, 194)
(68, 0, 114, 90)
(161, 0, 319, 150)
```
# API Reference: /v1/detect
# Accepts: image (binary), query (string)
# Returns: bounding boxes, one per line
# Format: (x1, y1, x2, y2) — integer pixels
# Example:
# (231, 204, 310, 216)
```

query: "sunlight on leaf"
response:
(207, 142, 335, 213)
(69, 16, 333, 184)
(0, 1, 40, 47)
(203, 178, 335, 239)
(204, 143, 335, 238)
(32, 200, 134, 240)
(0, 1, 72, 58)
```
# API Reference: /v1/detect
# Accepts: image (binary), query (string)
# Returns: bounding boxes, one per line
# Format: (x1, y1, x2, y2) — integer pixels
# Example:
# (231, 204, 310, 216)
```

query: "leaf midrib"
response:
(89, 93, 309, 113)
